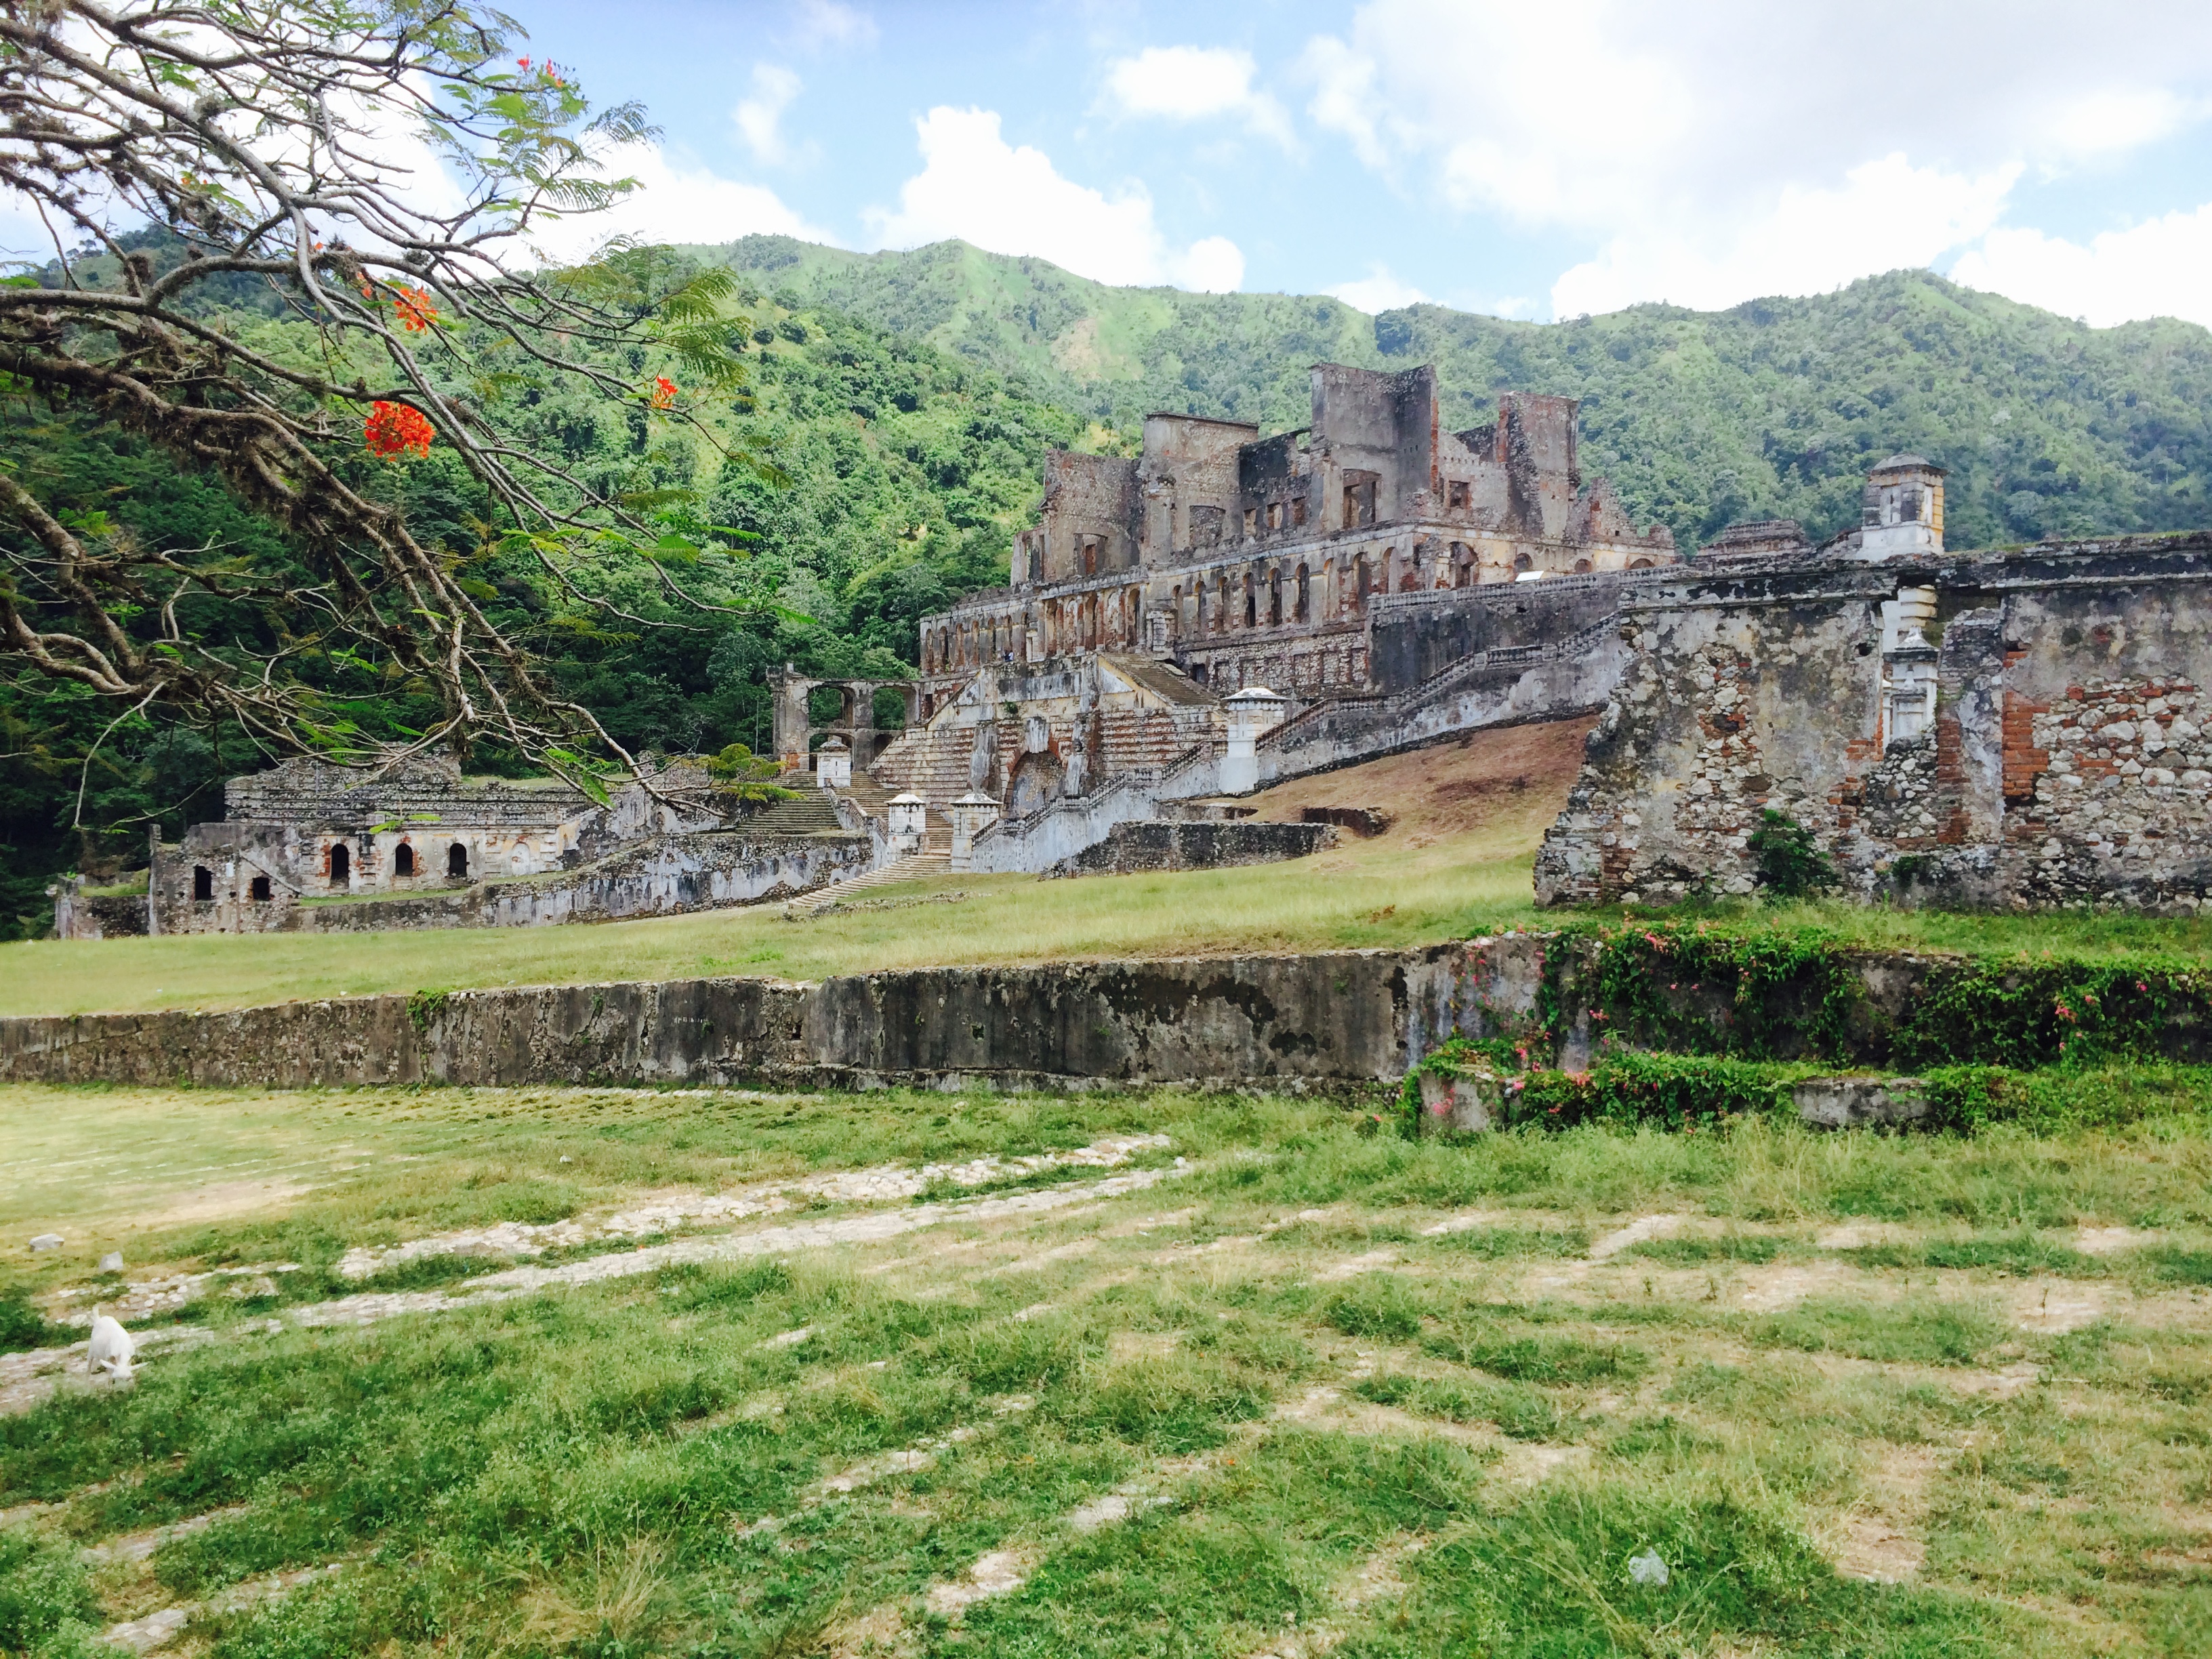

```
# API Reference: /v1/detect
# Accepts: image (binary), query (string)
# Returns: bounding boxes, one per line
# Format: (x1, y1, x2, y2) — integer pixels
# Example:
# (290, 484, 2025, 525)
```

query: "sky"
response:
(488, 0, 2212, 328)
(9, 1, 2212, 329)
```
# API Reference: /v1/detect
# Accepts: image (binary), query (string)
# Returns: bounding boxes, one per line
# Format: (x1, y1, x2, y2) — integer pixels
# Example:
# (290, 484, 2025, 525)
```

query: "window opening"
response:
(448, 842, 468, 878)
(249, 874, 272, 902)
(394, 843, 415, 877)
(329, 843, 350, 885)
(192, 865, 213, 901)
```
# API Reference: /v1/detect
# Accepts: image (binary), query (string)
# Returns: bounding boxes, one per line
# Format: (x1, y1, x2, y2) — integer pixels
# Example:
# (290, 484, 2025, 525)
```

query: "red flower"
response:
(392, 285, 438, 333)
(364, 401, 434, 462)
(517, 56, 531, 70)
(649, 375, 678, 411)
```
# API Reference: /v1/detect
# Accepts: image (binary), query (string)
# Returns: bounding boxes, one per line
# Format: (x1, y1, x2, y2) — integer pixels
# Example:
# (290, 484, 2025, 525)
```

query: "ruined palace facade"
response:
(1538, 457, 2212, 913)
(912, 364, 1675, 712)
(58, 755, 866, 937)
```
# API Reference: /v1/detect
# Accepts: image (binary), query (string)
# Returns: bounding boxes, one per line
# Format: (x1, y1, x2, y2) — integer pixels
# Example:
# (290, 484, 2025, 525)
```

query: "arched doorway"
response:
(329, 843, 350, 886)
(393, 842, 415, 878)
(448, 842, 468, 878)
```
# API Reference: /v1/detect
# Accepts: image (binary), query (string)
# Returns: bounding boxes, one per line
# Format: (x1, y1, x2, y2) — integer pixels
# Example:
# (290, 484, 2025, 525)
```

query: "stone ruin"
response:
(1536, 456, 2212, 912)
(855, 360, 1679, 872)
(56, 752, 868, 938)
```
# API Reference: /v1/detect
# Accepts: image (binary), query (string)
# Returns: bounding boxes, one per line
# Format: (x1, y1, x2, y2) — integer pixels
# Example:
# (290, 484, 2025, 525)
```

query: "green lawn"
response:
(14, 812, 2212, 1018)
(6, 1081, 2212, 1657)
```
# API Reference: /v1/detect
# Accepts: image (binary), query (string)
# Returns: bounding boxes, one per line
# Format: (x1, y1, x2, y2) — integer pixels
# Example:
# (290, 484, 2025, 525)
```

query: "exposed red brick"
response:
(2001, 652, 2051, 805)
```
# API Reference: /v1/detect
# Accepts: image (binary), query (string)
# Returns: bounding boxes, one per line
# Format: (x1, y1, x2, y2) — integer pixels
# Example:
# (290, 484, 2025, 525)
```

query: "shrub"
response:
(0, 1528, 100, 1657)
(1746, 810, 1837, 898)
(0, 1289, 61, 1355)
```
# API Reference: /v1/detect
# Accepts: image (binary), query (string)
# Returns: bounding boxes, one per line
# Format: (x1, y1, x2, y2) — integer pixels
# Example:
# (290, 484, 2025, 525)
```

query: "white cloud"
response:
(864, 106, 1244, 291)
(791, 0, 876, 51)
(1554, 154, 2021, 316)
(1303, 0, 2212, 320)
(1101, 46, 1296, 150)
(1326, 264, 1429, 313)
(735, 64, 804, 165)
(529, 142, 836, 264)
(1294, 36, 1385, 169)
(1950, 205, 2212, 328)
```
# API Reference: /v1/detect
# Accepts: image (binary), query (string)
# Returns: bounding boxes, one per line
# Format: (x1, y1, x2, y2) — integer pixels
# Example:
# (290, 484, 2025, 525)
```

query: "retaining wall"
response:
(1046, 821, 1335, 878)
(11, 933, 2198, 1093)
(0, 948, 1478, 1091)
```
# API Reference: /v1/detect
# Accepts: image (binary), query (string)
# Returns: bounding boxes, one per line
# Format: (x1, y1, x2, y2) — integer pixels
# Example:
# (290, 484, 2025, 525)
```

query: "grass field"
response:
(7, 1080, 2212, 1657)
(12, 720, 2212, 1020)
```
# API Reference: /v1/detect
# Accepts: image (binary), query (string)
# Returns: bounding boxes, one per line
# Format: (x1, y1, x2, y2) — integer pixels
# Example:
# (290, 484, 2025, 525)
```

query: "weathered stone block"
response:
(1793, 1075, 1932, 1129)
(1417, 1067, 1499, 1132)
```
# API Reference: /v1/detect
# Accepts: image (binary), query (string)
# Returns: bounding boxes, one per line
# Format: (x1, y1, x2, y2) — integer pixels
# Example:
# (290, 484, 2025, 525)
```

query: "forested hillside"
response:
(1, 254, 1086, 931)
(705, 236, 2212, 552)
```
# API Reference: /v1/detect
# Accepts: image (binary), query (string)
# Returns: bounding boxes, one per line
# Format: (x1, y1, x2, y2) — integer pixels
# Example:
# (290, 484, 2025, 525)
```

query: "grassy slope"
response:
(702, 236, 2212, 552)
(5, 1083, 2212, 1656)
(9, 719, 2212, 1019)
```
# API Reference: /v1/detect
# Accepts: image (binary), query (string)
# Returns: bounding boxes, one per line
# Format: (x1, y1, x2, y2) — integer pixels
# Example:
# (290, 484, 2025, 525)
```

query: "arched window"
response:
(1572, 558, 1592, 574)
(329, 843, 350, 886)
(1243, 571, 1256, 630)
(393, 842, 415, 878)
(510, 842, 533, 875)
(1269, 566, 1283, 628)
(1512, 551, 1534, 573)
(1294, 564, 1310, 623)
(448, 842, 469, 878)
(249, 874, 272, 902)
(192, 865, 213, 901)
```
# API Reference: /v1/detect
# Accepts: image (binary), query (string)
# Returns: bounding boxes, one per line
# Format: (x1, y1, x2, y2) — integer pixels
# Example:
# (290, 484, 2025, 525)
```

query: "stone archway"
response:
(770, 665, 921, 775)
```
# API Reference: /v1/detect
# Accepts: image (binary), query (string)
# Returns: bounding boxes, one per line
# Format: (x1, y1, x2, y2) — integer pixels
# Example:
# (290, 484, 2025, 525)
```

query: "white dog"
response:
(87, 1307, 136, 1382)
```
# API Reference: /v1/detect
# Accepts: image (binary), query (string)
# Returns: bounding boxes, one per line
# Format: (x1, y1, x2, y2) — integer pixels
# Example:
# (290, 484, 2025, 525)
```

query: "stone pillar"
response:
(1882, 587, 1939, 747)
(887, 792, 928, 854)
(771, 667, 815, 774)
(1221, 686, 1288, 794)
(947, 792, 1001, 871)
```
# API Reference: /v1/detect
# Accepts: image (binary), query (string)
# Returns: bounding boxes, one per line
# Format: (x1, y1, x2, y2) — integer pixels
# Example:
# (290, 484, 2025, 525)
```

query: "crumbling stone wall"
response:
(1537, 533, 2212, 911)
(1046, 820, 1334, 878)
(270, 827, 867, 931)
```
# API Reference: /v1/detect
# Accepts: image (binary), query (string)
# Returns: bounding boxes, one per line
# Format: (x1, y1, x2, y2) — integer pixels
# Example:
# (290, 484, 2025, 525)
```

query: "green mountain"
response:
(701, 236, 2212, 552)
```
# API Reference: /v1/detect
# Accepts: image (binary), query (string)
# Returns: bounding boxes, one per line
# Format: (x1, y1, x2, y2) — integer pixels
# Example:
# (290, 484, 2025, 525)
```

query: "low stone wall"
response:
(0, 948, 1467, 1090)
(1047, 821, 1334, 878)
(273, 830, 866, 932)
(16, 932, 2198, 1094)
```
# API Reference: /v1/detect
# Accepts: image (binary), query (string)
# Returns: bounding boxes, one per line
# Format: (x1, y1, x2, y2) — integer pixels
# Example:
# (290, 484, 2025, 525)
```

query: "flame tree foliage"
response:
(0, 0, 762, 782)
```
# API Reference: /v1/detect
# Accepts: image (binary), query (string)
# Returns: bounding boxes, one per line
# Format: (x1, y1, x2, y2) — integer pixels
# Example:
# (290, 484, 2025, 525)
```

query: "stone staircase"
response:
(742, 788, 849, 835)
(782, 845, 953, 916)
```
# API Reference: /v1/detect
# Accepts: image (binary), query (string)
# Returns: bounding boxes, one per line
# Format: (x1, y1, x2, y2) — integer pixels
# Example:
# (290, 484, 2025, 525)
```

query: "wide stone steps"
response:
(783, 848, 953, 916)
(743, 789, 848, 836)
